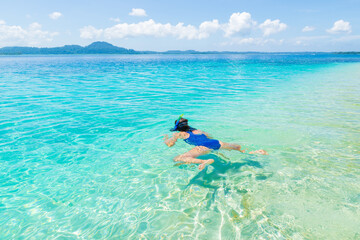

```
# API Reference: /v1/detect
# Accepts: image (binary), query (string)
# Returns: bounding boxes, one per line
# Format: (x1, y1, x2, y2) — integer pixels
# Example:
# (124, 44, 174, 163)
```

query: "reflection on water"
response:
(184, 154, 263, 207)
(176, 152, 273, 218)
(0, 55, 359, 239)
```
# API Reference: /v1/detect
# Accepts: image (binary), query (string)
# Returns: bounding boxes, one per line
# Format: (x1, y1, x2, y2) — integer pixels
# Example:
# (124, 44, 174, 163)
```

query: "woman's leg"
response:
(249, 149, 268, 155)
(219, 141, 268, 155)
(174, 146, 214, 170)
(219, 141, 245, 153)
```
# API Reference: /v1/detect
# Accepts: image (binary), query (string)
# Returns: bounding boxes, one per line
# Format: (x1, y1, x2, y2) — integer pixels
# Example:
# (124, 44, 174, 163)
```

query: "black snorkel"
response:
(170, 114, 184, 131)
(170, 114, 196, 132)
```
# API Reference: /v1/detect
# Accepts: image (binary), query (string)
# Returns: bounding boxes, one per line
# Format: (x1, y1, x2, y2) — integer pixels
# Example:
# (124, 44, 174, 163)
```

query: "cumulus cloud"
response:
(80, 25, 103, 39)
(223, 12, 256, 37)
(302, 26, 315, 32)
(80, 12, 287, 41)
(110, 17, 121, 23)
(0, 21, 58, 46)
(229, 37, 259, 45)
(49, 12, 62, 20)
(198, 20, 221, 38)
(129, 8, 147, 17)
(80, 19, 220, 40)
(259, 19, 287, 36)
(327, 20, 351, 34)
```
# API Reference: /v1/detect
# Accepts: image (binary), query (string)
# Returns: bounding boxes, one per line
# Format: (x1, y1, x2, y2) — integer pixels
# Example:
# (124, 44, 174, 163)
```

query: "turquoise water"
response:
(1, 54, 360, 239)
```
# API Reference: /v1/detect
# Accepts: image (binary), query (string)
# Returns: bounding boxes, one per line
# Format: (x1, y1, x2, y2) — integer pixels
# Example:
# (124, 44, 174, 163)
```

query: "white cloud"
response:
(331, 35, 360, 42)
(302, 26, 315, 32)
(327, 20, 351, 34)
(29, 22, 42, 30)
(293, 35, 330, 46)
(234, 37, 258, 44)
(129, 8, 147, 17)
(110, 17, 121, 23)
(80, 19, 220, 40)
(49, 12, 62, 20)
(293, 34, 360, 48)
(0, 20, 6, 25)
(79, 12, 288, 42)
(0, 21, 58, 46)
(259, 19, 287, 36)
(80, 25, 103, 39)
(198, 20, 221, 38)
(224, 37, 284, 46)
(223, 12, 256, 37)
(222, 13, 287, 37)
(296, 35, 329, 41)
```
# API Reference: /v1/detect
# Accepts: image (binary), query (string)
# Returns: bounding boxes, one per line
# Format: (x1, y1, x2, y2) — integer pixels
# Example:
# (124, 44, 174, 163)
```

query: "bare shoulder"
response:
(195, 129, 211, 137)
(193, 129, 208, 135)
(176, 131, 189, 139)
(192, 129, 202, 134)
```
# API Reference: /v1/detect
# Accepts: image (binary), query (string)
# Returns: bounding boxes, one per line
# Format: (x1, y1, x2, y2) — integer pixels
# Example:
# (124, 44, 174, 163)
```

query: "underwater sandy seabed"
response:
(0, 54, 359, 239)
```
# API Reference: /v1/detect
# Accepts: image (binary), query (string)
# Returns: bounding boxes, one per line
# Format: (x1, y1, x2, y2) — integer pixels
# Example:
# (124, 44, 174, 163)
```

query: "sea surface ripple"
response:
(0, 54, 360, 239)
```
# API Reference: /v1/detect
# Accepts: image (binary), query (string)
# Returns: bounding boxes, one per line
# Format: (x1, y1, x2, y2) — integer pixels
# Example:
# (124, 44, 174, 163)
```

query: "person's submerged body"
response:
(185, 130, 221, 150)
(164, 116, 268, 170)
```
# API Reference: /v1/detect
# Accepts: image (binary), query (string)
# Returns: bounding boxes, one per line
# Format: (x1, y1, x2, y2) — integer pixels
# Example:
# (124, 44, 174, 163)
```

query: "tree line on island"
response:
(0, 41, 358, 55)
(0, 41, 234, 55)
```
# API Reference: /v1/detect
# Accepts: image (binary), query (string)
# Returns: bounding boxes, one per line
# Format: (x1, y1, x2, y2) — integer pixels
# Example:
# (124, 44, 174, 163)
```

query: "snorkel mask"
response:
(170, 114, 184, 131)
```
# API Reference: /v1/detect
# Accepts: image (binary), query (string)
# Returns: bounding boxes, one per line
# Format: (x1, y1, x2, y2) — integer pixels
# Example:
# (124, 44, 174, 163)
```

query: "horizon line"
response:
(0, 41, 359, 54)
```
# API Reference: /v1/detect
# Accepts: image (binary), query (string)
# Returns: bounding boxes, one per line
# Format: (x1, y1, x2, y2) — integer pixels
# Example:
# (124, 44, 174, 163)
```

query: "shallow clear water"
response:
(0, 54, 360, 239)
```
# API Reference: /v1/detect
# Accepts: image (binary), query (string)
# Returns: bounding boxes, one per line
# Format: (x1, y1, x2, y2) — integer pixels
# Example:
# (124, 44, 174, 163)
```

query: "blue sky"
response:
(0, 0, 359, 51)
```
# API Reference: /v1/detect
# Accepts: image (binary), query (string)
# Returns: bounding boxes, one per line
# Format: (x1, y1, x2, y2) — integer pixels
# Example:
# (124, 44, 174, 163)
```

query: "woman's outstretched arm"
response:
(163, 132, 180, 147)
(164, 132, 188, 147)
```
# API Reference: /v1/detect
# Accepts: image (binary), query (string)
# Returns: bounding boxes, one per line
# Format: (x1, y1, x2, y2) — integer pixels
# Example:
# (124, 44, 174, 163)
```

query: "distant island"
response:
(0, 41, 254, 55)
(0, 42, 137, 55)
(0, 41, 359, 55)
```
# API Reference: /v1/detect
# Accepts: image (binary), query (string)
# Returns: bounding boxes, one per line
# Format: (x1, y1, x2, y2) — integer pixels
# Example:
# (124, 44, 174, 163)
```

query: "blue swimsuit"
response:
(184, 131, 221, 150)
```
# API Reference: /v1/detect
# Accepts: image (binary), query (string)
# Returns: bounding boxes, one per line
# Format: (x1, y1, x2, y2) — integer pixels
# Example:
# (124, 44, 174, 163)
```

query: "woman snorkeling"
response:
(164, 115, 268, 170)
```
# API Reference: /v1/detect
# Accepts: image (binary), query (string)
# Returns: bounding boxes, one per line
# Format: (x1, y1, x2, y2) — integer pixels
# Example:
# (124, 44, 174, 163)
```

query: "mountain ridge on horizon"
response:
(0, 41, 359, 55)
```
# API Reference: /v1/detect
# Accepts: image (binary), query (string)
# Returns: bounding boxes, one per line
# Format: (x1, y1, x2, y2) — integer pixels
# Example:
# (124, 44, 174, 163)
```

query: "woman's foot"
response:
(235, 146, 246, 153)
(198, 159, 214, 170)
(249, 149, 268, 155)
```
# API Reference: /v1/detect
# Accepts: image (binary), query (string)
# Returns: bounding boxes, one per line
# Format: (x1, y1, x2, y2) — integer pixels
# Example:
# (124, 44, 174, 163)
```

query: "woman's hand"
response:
(163, 133, 178, 147)
(163, 134, 169, 141)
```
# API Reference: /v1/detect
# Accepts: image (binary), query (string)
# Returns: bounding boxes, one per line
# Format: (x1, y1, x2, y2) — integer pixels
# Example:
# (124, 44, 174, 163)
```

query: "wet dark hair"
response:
(174, 118, 196, 132)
